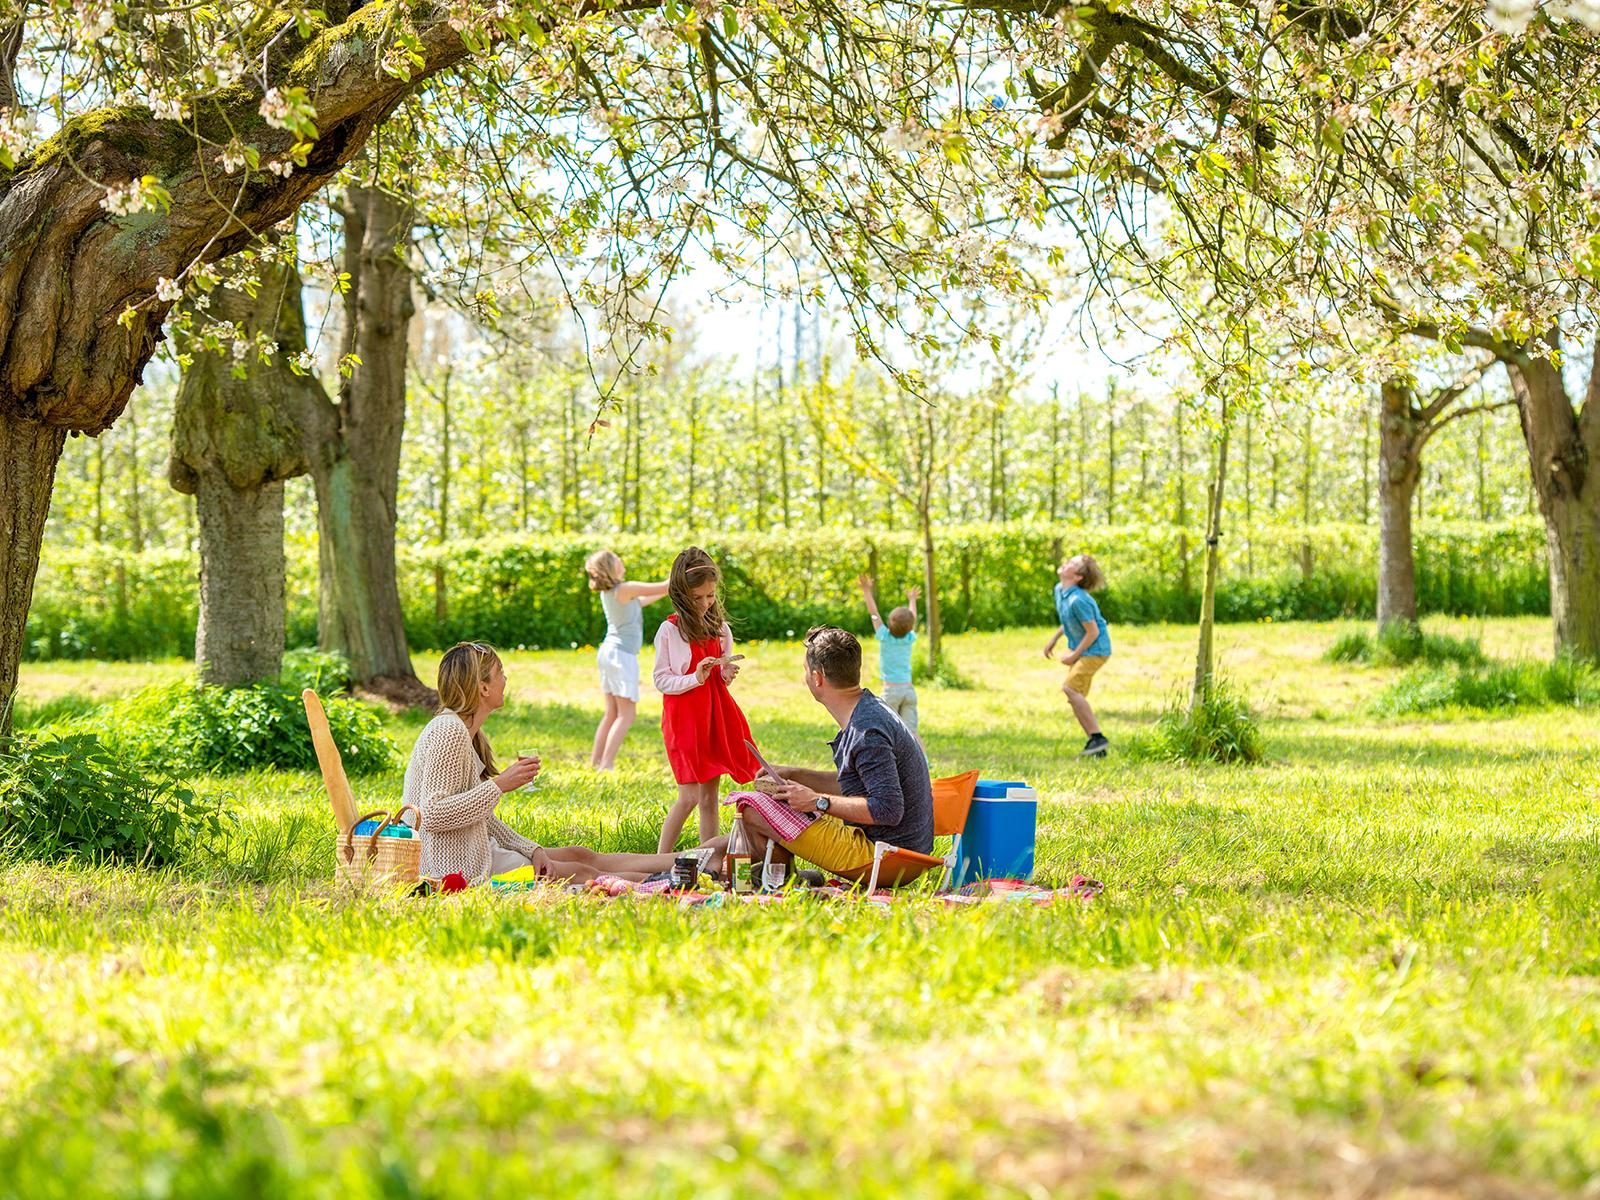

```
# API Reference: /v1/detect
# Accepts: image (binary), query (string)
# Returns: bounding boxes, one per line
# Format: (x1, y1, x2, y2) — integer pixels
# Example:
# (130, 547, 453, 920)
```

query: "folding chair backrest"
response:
(303, 689, 357, 834)
(930, 770, 980, 838)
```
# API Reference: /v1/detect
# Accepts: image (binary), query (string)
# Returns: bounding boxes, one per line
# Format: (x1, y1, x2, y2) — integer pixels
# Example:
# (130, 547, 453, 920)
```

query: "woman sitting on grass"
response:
(406, 641, 717, 885)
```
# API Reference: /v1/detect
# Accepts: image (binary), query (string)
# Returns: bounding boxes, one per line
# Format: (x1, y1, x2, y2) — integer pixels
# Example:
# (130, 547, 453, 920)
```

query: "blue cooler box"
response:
(954, 779, 1038, 884)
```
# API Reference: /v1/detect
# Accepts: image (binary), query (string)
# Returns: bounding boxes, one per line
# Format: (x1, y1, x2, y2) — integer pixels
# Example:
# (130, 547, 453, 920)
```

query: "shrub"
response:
(1154, 680, 1265, 764)
(5, 693, 102, 729)
(97, 682, 395, 776)
(1323, 622, 1486, 668)
(24, 520, 1552, 660)
(1375, 657, 1600, 715)
(1325, 631, 1371, 663)
(0, 731, 229, 866)
(279, 648, 353, 695)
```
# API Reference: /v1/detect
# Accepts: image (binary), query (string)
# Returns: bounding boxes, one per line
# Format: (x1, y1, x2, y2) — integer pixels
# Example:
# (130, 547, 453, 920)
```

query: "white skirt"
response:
(597, 642, 640, 701)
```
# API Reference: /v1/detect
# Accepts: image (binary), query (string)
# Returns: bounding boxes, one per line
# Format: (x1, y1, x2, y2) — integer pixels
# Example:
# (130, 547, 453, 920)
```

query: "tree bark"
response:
(1376, 378, 1422, 630)
(170, 264, 313, 687)
(0, 414, 66, 731)
(191, 476, 289, 687)
(1509, 353, 1600, 662)
(307, 186, 428, 704)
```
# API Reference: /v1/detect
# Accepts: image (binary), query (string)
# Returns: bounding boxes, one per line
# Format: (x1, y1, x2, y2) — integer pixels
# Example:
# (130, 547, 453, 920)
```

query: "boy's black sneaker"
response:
(1079, 733, 1110, 758)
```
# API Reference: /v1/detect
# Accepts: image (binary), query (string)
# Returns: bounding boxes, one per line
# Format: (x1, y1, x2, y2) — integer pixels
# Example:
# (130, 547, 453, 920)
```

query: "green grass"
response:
(1325, 619, 1488, 668)
(1376, 655, 1600, 716)
(4, 617, 1600, 1197)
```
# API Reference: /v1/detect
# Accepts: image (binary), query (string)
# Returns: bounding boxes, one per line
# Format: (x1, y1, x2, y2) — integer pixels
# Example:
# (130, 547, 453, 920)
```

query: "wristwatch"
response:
(815, 795, 832, 813)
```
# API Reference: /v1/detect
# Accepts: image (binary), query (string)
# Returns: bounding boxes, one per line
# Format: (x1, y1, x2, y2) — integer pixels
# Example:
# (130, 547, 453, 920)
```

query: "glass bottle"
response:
(725, 817, 755, 894)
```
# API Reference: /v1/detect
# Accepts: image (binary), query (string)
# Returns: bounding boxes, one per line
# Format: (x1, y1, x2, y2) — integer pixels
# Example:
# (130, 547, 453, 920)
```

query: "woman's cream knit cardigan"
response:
(403, 711, 540, 881)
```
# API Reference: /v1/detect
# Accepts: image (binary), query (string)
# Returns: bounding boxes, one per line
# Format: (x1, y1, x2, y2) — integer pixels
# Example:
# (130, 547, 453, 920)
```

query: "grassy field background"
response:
(2, 616, 1597, 1197)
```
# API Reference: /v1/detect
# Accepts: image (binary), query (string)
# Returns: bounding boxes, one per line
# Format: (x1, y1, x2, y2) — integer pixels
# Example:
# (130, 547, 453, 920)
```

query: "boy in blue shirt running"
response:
(1043, 554, 1112, 757)
(858, 573, 921, 737)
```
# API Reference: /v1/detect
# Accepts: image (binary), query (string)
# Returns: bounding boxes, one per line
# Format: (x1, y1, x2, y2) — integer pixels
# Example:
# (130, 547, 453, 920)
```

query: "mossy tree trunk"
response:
(170, 263, 315, 688)
(0, 415, 66, 730)
(1509, 350, 1600, 663)
(302, 186, 429, 705)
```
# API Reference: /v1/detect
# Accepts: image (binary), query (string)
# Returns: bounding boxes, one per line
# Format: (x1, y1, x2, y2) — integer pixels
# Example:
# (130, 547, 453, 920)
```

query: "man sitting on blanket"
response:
(745, 625, 935, 883)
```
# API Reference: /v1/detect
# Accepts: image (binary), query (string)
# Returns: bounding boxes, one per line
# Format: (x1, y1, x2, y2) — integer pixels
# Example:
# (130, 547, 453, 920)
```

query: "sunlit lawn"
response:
(2, 616, 1597, 1197)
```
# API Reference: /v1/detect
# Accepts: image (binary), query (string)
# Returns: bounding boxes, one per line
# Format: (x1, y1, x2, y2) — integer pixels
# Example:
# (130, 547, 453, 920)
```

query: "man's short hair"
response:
(804, 626, 861, 688)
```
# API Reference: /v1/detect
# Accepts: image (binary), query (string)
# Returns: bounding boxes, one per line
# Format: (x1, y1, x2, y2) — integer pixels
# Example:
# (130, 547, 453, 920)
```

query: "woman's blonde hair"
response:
(585, 549, 625, 591)
(436, 641, 502, 778)
(1066, 554, 1106, 592)
(668, 546, 726, 643)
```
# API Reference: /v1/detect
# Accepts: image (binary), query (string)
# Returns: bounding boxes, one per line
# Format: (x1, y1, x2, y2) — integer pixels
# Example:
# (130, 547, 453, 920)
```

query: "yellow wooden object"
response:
(302, 689, 358, 834)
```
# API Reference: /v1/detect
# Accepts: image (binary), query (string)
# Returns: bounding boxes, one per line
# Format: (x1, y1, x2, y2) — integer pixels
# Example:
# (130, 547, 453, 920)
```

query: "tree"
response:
(298, 187, 428, 702)
(169, 260, 315, 686)
(8, 0, 1600, 724)
(1374, 360, 1501, 630)
(803, 373, 985, 672)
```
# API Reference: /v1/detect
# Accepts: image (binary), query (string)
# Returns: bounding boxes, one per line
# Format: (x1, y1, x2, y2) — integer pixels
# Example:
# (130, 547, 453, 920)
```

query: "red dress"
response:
(660, 615, 760, 785)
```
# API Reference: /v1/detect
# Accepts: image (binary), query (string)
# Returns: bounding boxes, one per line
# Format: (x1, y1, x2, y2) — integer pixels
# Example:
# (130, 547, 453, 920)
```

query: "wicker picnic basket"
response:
(337, 806, 422, 888)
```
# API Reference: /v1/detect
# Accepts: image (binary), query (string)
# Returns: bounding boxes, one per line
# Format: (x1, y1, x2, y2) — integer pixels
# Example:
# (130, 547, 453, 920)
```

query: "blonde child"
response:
(1043, 554, 1112, 757)
(652, 547, 759, 853)
(584, 550, 670, 770)
(857, 573, 922, 736)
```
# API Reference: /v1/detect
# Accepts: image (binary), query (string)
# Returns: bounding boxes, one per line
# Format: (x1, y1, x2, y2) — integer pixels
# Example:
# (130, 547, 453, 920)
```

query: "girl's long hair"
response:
(1068, 554, 1106, 592)
(667, 546, 726, 643)
(585, 549, 624, 591)
(436, 641, 502, 777)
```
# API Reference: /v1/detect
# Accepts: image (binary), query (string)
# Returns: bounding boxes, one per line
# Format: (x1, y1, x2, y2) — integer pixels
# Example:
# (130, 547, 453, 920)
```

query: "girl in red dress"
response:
(651, 547, 760, 853)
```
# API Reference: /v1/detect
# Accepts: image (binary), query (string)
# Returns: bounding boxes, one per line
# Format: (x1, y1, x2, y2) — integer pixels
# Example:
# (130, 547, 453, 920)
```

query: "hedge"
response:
(22, 520, 1551, 661)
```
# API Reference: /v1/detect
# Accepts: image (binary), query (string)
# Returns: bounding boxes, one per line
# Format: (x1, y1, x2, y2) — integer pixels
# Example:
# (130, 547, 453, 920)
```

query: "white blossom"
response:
(76, 2, 114, 42)
(155, 277, 183, 303)
(1485, 0, 1537, 34)
(259, 88, 293, 129)
(640, 14, 673, 49)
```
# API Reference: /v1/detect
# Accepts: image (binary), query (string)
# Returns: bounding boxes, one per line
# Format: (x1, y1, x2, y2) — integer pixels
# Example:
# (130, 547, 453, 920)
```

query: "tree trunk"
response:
(1376, 378, 1422, 630)
(1105, 379, 1117, 524)
(1191, 417, 1230, 710)
(1049, 383, 1060, 522)
(307, 186, 428, 704)
(0, 414, 66, 732)
(192, 477, 289, 687)
(169, 264, 312, 687)
(920, 408, 942, 672)
(1509, 354, 1600, 662)
(1175, 405, 1190, 594)
(920, 499, 942, 673)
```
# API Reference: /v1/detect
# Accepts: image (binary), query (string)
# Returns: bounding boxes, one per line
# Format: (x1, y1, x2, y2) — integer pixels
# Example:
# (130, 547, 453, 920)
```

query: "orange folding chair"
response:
(837, 769, 980, 894)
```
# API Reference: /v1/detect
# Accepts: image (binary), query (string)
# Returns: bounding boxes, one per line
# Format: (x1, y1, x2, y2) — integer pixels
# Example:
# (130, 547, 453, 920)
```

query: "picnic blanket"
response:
(567, 873, 1103, 906)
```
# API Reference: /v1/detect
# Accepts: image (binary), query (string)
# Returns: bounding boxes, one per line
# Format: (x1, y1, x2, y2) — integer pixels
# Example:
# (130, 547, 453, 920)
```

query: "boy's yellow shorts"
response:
(1065, 655, 1109, 695)
(785, 814, 877, 874)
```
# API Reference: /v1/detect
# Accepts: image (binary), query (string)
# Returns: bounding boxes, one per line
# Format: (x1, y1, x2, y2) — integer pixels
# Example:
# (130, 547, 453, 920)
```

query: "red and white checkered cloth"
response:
(724, 790, 817, 843)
